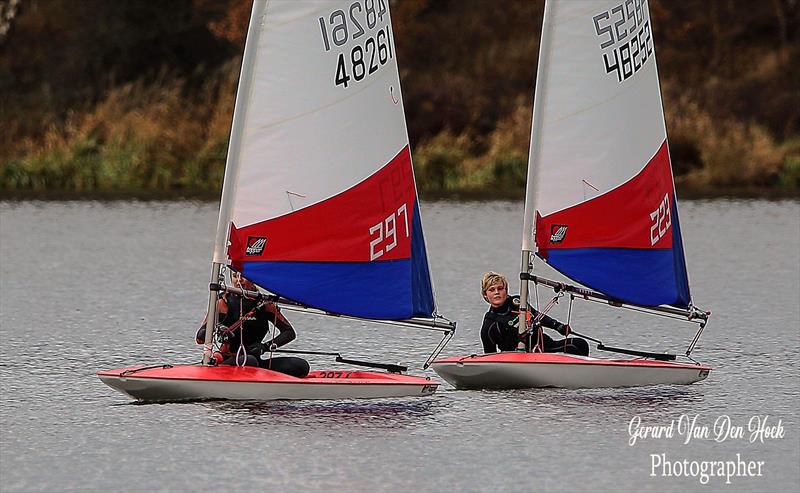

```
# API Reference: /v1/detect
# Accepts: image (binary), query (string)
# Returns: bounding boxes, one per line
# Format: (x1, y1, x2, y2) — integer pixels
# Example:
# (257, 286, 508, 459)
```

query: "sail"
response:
(525, 0, 690, 308)
(221, 0, 435, 320)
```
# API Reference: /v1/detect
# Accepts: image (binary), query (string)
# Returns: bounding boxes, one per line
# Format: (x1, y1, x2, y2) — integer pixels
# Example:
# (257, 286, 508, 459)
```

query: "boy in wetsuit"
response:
(480, 271, 589, 355)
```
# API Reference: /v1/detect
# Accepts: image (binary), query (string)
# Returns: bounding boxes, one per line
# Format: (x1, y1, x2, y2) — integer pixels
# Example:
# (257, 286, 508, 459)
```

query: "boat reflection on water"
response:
(199, 399, 438, 428)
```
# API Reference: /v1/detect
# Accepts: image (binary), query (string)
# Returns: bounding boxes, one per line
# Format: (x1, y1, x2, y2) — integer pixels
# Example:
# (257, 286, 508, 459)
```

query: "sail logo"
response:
(245, 237, 267, 256)
(592, 0, 654, 83)
(550, 225, 568, 243)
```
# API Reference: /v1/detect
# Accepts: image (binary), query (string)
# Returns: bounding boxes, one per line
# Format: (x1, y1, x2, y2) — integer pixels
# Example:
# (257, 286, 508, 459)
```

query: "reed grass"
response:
(2, 59, 797, 197)
(2, 60, 239, 194)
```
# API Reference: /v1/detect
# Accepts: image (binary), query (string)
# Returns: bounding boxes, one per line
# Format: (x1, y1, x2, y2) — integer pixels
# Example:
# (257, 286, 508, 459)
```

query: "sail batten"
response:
(525, 0, 691, 309)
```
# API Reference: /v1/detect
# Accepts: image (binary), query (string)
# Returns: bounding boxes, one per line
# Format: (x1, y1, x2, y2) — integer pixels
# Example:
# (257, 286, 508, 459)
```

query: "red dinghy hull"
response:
(97, 365, 438, 402)
(431, 352, 710, 390)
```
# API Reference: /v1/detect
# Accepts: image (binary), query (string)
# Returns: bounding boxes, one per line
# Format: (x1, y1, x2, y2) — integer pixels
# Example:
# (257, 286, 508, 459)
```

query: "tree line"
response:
(1, 0, 798, 196)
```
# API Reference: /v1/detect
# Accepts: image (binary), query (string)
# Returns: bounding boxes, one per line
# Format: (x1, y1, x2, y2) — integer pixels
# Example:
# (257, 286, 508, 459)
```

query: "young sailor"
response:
(196, 272, 309, 377)
(480, 272, 589, 355)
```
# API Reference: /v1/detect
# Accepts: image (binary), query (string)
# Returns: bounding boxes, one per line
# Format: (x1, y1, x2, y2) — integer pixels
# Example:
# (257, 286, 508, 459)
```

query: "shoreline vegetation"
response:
(2, 1, 799, 199)
(3, 184, 798, 203)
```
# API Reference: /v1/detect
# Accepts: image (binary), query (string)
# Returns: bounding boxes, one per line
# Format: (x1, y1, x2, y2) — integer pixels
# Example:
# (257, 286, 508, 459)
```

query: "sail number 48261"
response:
(369, 203, 409, 260)
(318, 0, 393, 89)
(649, 193, 671, 245)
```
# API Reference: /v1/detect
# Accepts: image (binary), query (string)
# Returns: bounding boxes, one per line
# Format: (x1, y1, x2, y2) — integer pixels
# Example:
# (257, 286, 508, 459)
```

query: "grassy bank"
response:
(2, 69, 799, 198)
(2, 1, 798, 198)
(410, 94, 800, 195)
(2, 61, 238, 195)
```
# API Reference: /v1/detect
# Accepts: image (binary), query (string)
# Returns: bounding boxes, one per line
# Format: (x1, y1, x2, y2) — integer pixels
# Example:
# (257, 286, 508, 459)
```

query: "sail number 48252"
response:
(369, 203, 409, 260)
(649, 193, 671, 245)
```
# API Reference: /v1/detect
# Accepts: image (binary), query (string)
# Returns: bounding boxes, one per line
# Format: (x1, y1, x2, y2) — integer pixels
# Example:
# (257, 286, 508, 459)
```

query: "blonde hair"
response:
(481, 272, 508, 301)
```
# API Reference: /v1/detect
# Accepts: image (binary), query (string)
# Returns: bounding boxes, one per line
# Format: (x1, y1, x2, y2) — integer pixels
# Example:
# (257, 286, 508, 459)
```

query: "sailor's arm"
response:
(263, 303, 296, 349)
(480, 316, 497, 353)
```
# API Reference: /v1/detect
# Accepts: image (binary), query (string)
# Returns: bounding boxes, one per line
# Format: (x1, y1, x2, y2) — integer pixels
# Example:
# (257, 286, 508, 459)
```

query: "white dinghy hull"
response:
(98, 365, 438, 403)
(431, 353, 710, 390)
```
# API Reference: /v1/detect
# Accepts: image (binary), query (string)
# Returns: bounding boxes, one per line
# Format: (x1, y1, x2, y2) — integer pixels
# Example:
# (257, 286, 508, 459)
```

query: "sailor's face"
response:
(233, 274, 254, 291)
(485, 282, 508, 308)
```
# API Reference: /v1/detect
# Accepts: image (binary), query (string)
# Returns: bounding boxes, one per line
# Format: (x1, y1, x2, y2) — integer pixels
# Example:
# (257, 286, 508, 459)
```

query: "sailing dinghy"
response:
(432, 0, 711, 390)
(99, 0, 455, 402)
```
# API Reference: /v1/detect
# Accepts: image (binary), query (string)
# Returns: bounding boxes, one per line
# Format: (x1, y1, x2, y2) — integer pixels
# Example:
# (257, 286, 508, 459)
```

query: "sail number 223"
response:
(649, 193, 671, 245)
(369, 203, 409, 261)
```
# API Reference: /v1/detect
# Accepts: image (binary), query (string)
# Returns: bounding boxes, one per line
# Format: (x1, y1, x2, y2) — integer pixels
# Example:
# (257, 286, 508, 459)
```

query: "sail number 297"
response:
(649, 193, 671, 245)
(369, 203, 409, 260)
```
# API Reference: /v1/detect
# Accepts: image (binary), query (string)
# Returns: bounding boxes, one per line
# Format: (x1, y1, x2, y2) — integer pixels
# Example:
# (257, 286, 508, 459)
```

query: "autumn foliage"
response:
(1, 0, 798, 195)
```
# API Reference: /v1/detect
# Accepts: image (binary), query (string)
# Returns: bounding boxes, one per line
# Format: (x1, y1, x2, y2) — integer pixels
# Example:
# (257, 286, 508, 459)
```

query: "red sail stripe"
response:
(536, 141, 676, 257)
(229, 146, 416, 264)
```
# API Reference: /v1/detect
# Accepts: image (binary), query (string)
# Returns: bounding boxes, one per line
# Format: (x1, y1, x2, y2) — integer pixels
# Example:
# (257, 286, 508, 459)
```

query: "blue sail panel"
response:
(544, 246, 690, 308)
(242, 258, 432, 320)
(410, 200, 435, 317)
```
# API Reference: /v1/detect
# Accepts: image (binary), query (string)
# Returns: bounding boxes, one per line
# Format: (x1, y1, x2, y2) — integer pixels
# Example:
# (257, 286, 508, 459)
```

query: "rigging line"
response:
(566, 294, 574, 325)
(568, 330, 602, 345)
(120, 364, 173, 376)
(271, 348, 341, 357)
(533, 281, 542, 351)
(565, 294, 575, 352)
(532, 292, 562, 323)
(581, 179, 599, 191)
(219, 285, 456, 332)
(530, 284, 541, 352)
(531, 293, 561, 352)
(236, 293, 247, 367)
(286, 190, 307, 212)
(581, 296, 702, 324)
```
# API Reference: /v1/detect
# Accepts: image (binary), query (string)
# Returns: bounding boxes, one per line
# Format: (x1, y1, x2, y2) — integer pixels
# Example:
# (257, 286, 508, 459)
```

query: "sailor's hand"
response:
(195, 325, 206, 344)
(557, 323, 571, 336)
(255, 342, 278, 354)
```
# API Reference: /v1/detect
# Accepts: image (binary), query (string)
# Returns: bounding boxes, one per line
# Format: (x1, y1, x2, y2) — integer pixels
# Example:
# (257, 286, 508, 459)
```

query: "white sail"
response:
(525, 0, 668, 220)
(215, 0, 438, 321)
(522, 0, 691, 309)
(227, 0, 409, 227)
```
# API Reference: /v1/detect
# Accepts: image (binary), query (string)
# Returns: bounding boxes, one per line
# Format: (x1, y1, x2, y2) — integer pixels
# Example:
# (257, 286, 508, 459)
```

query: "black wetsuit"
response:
(197, 294, 309, 377)
(480, 295, 589, 356)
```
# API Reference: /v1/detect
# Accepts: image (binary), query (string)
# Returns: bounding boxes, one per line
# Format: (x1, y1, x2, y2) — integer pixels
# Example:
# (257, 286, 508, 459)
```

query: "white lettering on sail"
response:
(368, 223, 384, 260)
(649, 193, 672, 245)
(369, 203, 409, 260)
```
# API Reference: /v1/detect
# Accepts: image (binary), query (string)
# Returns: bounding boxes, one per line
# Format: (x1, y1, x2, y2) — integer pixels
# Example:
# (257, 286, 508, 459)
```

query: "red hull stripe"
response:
(97, 365, 435, 385)
(230, 146, 417, 263)
(536, 140, 676, 255)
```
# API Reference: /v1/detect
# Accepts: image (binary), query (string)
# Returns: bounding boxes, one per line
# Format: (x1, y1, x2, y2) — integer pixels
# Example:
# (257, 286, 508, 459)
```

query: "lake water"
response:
(1, 199, 798, 492)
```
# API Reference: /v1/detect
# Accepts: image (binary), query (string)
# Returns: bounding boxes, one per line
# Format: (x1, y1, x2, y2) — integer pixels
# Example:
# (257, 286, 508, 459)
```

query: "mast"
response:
(201, 0, 266, 364)
(518, 0, 555, 350)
